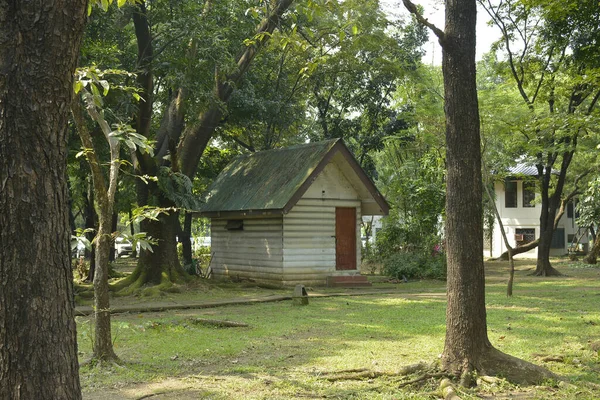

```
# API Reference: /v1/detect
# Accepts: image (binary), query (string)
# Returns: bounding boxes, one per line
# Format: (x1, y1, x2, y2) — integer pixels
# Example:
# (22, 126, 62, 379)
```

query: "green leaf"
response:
(117, 0, 126, 7)
(73, 80, 83, 94)
(99, 80, 110, 96)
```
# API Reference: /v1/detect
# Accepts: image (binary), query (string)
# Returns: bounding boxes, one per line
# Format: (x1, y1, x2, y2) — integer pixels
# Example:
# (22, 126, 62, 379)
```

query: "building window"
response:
(515, 228, 535, 245)
(225, 219, 244, 230)
(505, 180, 517, 208)
(523, 181, 535, 207)
(567, 202, 574, 218)
(551, 228, 565, 249)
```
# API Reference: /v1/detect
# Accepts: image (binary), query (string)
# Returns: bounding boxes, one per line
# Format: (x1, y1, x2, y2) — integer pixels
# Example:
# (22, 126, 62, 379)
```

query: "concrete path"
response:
(75, 288, 446, 316)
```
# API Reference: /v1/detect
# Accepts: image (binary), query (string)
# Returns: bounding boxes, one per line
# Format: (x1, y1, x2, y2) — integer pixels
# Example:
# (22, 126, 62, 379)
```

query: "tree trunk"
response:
(130, 208, 186, 287)
(404, 0, 556, 385)
(534, 211, 561, 276)
(72, 87, 123, 363)
(93, 213, 118, 361)
(124, 181, 187, 291)
(496, 238, 539, 260)
(507, 249, 515, 297)
(584, 234, 599, 264)
(180, 212, 194, 267)
(0, 1, 86, 398)
(109, 211, 118, 262)
(129, 208, 137, 258)
(85, 177, 97, 282)
(439, 0, 492, 377)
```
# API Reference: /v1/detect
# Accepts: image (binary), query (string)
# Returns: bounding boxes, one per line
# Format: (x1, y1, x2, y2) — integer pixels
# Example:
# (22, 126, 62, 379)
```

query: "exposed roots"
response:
(530, 264, 563, 277)
(314, 353, 563, 399)
(320, 361, 445, 384)
(186, 317, 249, 328)
(475, 347, 559, 385)
(81, 353, 123, 368)
(111, 267, 186, 297)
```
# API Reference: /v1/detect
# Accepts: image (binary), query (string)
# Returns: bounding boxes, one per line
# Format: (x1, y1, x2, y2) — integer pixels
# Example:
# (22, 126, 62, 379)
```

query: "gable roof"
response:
(197, 139, 389, 218)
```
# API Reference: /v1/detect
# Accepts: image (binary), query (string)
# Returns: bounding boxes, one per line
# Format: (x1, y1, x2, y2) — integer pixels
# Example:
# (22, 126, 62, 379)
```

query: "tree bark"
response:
(84, 176, 98, 282)
(109, 211, 117, 261)
(437, 0, 492, 377)
(0, 0, 86, 398)
(180, 212, 194, 268)
(129, 208, 138, 258)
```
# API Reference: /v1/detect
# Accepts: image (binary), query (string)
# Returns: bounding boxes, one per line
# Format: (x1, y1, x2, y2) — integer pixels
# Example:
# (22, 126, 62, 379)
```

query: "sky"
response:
(382, 0, 502, 65)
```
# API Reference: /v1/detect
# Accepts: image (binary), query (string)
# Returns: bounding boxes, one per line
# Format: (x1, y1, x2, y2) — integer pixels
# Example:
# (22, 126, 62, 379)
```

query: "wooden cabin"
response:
(197, 139, 389, 286)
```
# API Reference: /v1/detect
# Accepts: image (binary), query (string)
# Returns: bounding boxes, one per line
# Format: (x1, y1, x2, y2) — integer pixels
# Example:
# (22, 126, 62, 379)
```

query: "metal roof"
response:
(508, 163, 539, 176)
(197, 139, 389, 217)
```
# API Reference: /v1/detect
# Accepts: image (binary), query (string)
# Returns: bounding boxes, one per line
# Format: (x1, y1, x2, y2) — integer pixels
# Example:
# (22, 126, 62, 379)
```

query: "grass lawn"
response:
(78, 258, 600, 399)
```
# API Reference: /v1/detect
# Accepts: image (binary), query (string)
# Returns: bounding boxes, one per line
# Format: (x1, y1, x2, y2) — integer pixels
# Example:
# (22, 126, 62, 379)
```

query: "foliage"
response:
(157, 167, 200, 211)
(382, 251, 446, 280)
(577, 177, 600, 232)
(478, 0, 600, 271)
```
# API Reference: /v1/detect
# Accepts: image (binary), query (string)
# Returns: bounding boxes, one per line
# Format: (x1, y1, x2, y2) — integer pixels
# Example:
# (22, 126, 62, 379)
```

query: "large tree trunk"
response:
(533, 181, 562, 276)
(0, 1, 86, 398)
(404, 0, 556, 385)
(534, 223, 561, 276)
(123, 181, 187, 292)
(137, 210, 185, 283)
(439, 0, 491, 376)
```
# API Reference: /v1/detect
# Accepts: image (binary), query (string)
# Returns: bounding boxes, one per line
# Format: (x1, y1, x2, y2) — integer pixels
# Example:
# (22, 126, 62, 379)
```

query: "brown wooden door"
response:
(335, 207, 357, 270)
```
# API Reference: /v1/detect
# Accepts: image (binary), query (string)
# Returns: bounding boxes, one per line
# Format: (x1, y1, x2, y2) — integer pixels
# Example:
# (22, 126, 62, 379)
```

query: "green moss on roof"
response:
(199, 139, 339, 213)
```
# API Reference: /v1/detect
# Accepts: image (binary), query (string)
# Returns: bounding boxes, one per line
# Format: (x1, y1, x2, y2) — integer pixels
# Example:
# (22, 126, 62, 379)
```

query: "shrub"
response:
(382, 252, 446, 280)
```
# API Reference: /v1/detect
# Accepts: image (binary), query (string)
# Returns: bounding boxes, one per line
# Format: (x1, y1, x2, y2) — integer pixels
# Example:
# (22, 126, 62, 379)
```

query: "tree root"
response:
(440, 378, 461, 399)
(321, 361, 436, 382)
(186, 317, 248, 328)
(398, 372, 448, 388)
(476, 347, 559, 385)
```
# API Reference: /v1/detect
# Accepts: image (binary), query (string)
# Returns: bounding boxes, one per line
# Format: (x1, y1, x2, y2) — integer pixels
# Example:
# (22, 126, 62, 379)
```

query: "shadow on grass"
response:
(79, 260, 600, 399)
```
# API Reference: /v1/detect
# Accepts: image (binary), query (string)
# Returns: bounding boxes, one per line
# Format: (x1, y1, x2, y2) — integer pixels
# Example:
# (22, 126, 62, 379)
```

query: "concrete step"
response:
(326, 275, 372, 288)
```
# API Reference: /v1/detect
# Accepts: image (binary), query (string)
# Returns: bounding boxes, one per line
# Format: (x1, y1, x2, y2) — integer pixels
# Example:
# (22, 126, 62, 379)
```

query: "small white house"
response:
(487, 164, 588, 258)
(197, 139, 389, 286)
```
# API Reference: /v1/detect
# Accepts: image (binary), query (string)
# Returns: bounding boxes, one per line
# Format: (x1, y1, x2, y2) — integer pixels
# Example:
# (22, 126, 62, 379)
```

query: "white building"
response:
(197, 139, 389, 286)
(487, 165, 588, 258)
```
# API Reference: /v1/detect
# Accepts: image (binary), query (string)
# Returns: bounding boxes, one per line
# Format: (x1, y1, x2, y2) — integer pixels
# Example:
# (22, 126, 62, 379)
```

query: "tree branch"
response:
(402, 0, 445, 44)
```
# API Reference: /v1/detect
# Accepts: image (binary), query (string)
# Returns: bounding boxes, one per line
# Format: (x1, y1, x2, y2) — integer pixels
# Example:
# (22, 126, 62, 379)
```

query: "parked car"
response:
(115, 237, 133, 258)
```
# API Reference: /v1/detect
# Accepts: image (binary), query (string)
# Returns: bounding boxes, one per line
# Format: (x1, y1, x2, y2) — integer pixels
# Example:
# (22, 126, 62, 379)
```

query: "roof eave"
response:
(193, 209, 284, 219)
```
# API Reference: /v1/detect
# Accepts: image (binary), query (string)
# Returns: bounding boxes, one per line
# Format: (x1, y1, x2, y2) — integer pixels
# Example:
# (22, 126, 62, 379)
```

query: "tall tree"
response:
(118, 0, 297, 290)
(0, 0, 86, 398)
(480, 0, 600, 275)
(403, 0, 554, 383)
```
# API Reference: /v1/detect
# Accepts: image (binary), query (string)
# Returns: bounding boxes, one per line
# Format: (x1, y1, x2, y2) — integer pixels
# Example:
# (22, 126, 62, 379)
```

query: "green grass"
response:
(79, 259, 600, 399)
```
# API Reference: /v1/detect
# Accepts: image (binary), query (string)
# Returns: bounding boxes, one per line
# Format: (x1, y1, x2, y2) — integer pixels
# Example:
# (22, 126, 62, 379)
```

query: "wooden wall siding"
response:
(211, 217, 284, 282)
(302, 160, 361, 200)
(281, 161, 363, 284)
(282, 197, 361, 285)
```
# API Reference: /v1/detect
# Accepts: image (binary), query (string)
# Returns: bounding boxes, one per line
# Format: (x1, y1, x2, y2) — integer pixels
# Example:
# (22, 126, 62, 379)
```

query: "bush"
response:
(382, 252, 446, 280)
